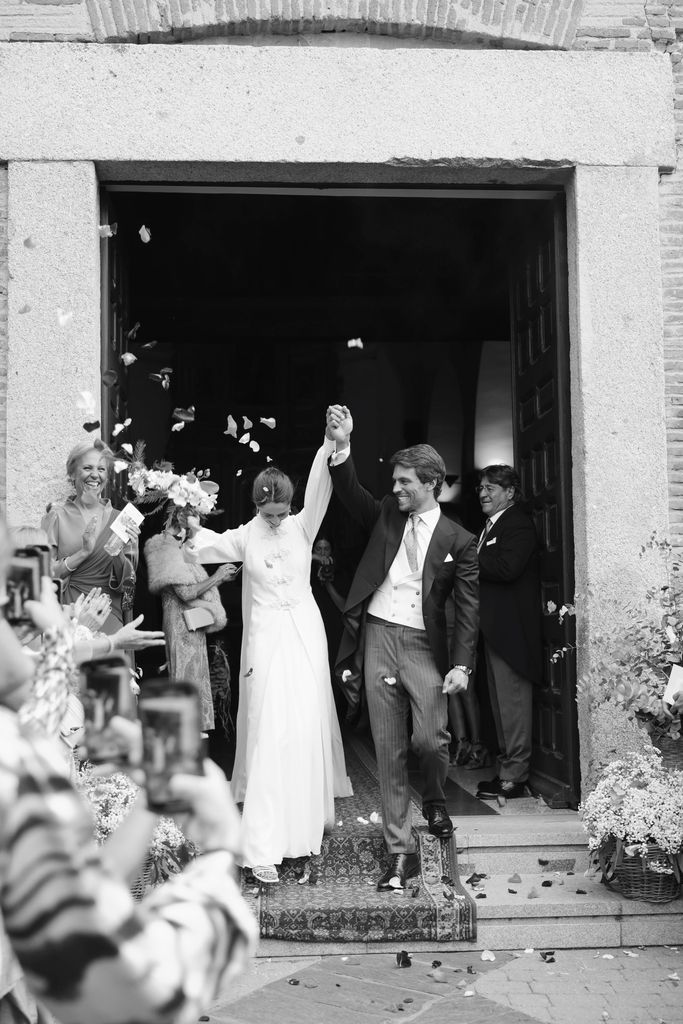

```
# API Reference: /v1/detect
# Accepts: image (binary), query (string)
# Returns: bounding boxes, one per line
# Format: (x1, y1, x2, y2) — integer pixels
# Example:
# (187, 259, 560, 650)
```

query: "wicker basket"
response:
(601, 840, 681, 903)
(653, 735, 683, 773)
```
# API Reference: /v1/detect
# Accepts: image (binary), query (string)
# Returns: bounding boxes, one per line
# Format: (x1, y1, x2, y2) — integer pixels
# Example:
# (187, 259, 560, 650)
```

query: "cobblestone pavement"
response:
(205, 946, 681, 1024)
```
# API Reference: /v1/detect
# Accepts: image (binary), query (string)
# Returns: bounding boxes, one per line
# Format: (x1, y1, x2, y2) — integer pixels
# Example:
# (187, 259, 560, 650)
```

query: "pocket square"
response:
(443, 553, 453, 563)
(486, 537, 497, 546)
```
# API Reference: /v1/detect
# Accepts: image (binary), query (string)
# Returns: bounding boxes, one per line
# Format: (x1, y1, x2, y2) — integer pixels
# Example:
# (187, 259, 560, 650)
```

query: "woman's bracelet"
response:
(64, 556, 74, 573)
(103, 634, 115, 655)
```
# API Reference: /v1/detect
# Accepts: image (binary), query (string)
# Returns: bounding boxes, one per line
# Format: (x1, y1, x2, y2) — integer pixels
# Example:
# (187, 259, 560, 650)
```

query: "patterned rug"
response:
(242, 739, 476, 942)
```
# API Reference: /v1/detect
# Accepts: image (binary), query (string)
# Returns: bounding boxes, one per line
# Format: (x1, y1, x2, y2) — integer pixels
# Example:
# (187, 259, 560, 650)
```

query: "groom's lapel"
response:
(423, 514, 456, 598)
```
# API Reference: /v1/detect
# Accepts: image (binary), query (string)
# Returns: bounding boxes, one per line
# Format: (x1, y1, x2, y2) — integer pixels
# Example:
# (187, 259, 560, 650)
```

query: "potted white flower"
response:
(581, 748, 683, 903)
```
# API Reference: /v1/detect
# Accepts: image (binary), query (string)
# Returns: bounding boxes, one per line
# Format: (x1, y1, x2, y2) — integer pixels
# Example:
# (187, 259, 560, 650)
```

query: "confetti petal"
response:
(76, 391, 96, 416)
(508, 872, 522, 884)
(384, 676, 397, 685)
(602, 954, 615, 960)
(121, 443, 133, 455)
(24, 236, 36, 249)
(463, 990, 475, 998)
(236, 469, 242, 477)
(239, 433, 250, 444)
(356, 816, 369, 825)
(102, 369, 118, 387)
(161, 377, 170, 391)
(126, 322, 141, 343)
(141, 339, 158, 350)
(623, 951, 639, 958)
(57, 308, 73, 327)
(139, 225, 151, 243)
(173, 406, 196, 423)
(171, 422, 185, 432)
(121, 352, 137, 366)
(82, 421, 100, 433)
(249, 440, 260, 453)
(347, 337, 363, 349)
(369, 811, 381, 824)
(114, 459, 128, 473)
(18, 303, 30, 314)
(243, 416, 253, 429)
(266, 456, 273, 463)
(98, 224, 117, 238)
(224, 415, 238, 437)
(481, 951, 496, 962)
(667, 972, 680, 981)
(260, 417, 276, 429)
(539, 951, 556, 963)
(427, 969, 448, 983)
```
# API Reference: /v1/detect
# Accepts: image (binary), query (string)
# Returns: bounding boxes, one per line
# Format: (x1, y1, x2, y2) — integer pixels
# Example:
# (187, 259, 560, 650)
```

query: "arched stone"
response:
(85, 0, 585, 50)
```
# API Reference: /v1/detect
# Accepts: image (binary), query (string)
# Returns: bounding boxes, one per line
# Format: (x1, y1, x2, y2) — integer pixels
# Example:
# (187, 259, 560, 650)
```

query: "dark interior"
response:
(104, 188, 547, 783)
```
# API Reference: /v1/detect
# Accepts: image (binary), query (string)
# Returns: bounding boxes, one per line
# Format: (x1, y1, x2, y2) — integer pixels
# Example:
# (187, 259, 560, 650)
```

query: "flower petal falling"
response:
(121, 352, 137, 366)
(249, 440, 260, 453)
(347, 337, 363, 349)
(139, 225, 151, 243)
(260, 417, 276, 429)
(57, 308, 74, 327)
(224, 415, 237, 437)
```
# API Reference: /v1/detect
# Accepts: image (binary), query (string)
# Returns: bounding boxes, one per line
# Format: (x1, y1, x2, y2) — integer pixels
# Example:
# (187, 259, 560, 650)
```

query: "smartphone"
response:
(138, 679, 204, 813)
(80, 654, 135, 765)
(6, 549, 44, 624)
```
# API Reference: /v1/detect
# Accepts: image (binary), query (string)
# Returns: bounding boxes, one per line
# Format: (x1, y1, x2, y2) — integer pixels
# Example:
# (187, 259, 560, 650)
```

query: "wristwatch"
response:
(452, 665, 472, 675)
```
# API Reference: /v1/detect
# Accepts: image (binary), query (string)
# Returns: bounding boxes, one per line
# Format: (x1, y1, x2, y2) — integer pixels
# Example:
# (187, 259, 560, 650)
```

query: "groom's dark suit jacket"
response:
(330, 455, 480, 710)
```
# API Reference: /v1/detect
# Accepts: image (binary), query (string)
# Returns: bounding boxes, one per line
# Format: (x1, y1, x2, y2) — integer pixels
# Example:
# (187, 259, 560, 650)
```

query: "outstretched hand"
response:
(326, 405, 353, 445)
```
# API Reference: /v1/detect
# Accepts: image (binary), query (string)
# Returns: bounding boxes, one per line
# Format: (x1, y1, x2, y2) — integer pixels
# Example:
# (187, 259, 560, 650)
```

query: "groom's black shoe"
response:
(377, 853, 420, 891)
(424, 804, 454, 839)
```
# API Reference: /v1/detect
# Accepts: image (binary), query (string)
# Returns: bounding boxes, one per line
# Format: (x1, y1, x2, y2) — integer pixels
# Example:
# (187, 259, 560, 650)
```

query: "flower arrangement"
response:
(548, 536, 683, 743)
(77, 764, 196, 887)
(581, 748, 683, 901)
(581, 748, 683, 858)
(116, 441, 219, 531)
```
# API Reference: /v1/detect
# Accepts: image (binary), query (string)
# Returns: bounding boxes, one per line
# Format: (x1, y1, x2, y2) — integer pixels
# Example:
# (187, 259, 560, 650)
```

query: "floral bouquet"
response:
(581, 748, 683, 900)
(116, 441, 219, 532)
(77, 764, 196, 891)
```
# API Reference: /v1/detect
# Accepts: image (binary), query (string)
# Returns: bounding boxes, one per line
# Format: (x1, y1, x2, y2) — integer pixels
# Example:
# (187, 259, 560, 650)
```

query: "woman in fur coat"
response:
(145, 528, 238, 730)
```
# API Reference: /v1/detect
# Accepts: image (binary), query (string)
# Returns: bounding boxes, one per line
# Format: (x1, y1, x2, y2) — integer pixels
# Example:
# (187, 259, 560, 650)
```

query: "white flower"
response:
(384, 676, 397, 686)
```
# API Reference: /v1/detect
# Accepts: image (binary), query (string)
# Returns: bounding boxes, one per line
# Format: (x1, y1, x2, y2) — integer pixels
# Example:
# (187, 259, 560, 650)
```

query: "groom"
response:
(325, 406, 479, 890)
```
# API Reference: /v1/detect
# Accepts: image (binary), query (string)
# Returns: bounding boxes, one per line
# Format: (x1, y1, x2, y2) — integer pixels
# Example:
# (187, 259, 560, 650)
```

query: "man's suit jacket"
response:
(329, 455, 479, 710)
(478, 503, 543, 685)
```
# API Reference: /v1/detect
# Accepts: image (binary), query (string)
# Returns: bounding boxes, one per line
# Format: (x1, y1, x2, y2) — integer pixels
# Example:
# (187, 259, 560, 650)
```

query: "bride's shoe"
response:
(253, 864, 279, 884)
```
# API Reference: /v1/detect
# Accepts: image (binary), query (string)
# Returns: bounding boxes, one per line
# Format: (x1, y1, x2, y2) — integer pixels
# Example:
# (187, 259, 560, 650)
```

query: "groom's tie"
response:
(477, 518, 493, 553)
(405, 513, 420, 573)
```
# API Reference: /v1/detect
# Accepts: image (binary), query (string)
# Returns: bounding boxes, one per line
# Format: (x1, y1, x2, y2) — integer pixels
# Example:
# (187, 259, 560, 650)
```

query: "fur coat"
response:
(144, 533, 227, 633)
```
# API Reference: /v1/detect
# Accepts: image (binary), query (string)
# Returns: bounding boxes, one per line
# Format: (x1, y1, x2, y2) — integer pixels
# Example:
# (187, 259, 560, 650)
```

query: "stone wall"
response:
(0, 164, 7, 511)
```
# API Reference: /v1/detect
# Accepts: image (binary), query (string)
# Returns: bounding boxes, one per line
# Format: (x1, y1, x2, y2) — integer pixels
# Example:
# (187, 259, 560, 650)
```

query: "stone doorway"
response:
(101, 184, 577, 809)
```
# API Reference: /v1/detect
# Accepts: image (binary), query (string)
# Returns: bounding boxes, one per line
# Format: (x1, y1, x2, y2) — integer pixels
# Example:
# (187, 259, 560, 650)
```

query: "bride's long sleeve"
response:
(184, 523, 247, 565)
(298, 437, 335, 544)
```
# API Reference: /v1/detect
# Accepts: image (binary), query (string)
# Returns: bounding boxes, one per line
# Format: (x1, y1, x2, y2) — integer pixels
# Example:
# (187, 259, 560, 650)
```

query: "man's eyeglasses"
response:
(476, 484, 500, 495)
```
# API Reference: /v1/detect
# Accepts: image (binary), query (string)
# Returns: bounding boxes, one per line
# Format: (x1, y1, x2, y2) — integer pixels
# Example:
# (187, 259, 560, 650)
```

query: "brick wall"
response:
(0, 164, 7, 510)
(2, 0, 585, 49)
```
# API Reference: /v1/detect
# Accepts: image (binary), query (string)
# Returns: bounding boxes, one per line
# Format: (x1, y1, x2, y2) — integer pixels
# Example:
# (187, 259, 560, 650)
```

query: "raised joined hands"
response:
(326, 405, 353, 445)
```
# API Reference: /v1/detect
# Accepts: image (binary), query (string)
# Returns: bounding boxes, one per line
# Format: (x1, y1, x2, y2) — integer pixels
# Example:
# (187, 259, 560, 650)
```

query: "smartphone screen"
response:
(80, 657, 134, 765)
(6, 554, 42, 624)
(139, 682, 203, 813)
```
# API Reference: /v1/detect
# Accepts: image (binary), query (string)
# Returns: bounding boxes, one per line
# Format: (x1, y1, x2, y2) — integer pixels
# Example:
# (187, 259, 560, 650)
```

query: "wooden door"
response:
(509, 196, 580, 808)
(99, 190, 131, 508)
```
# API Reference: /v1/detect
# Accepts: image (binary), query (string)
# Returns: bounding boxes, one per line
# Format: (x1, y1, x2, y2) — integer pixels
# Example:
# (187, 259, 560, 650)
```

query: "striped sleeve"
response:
(0, 711, 257, 1024)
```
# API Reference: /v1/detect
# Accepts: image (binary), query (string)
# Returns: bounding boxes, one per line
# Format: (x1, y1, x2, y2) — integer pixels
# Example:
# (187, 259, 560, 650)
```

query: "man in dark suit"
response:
(474, 465, 542, 801)
(325, 405, 479, 891)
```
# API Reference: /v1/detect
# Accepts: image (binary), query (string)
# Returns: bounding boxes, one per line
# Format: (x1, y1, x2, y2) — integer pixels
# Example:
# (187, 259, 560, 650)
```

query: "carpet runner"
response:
(243, 738, 476, 942)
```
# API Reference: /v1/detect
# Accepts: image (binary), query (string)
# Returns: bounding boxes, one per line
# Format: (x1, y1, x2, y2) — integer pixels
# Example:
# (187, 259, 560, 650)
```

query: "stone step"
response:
(454, 812, 589, 875)
(257, 872, 683, 955)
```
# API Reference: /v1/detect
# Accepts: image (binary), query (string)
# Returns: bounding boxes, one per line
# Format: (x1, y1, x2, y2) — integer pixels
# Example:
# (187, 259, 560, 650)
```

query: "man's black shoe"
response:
(498, 780, 528, 799)
(476, 776, 501, 799)
(377, 853, 420, 891)
(423, 804, 454, 839)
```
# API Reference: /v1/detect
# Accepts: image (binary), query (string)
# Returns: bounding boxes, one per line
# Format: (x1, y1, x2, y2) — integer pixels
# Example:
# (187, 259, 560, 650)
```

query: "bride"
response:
(185, 435, 352, 883)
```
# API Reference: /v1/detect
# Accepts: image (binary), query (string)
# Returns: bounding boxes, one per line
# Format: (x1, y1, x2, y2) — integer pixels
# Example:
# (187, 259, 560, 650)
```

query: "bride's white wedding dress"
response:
(187, 438, 352, 867)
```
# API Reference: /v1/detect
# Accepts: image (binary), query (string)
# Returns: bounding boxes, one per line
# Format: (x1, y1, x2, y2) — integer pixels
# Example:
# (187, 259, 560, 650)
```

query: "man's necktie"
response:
(405, 513, 420, 573)
(477, 518, 493, 553)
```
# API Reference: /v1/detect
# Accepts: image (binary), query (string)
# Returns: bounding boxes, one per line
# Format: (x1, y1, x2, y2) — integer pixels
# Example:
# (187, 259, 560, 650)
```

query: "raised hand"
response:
(326, 405, 354, 444)
(73, 587, 112, 631)
(82, 516, 99, 554)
